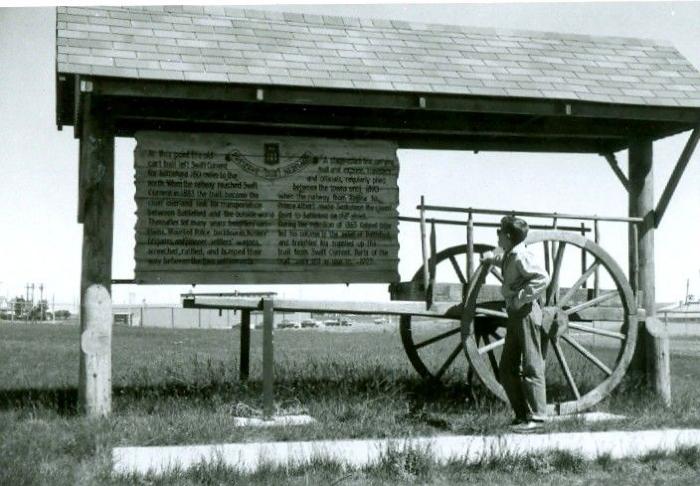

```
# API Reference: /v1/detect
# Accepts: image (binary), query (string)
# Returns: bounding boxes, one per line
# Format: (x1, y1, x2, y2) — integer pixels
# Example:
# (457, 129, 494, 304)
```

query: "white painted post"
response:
(80, 285, 112, 416)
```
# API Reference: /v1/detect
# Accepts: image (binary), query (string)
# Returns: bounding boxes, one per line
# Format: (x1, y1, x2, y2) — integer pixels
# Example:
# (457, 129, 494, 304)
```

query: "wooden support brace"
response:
(240, 309, 250, 381)
(262, 299, 274, 418)
(419, 196, 429, 295)
(580, 222, 587, 288)
(466, 212, 474, 286)
(594, 219, 600, 297)
(654, 126, 700, 228)
(603, 152, 629, 191)
(428, 220, 436, 308)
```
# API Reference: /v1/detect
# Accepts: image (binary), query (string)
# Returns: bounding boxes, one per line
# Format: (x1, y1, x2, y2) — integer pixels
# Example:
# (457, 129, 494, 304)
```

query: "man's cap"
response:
(499, 216, 529, 244)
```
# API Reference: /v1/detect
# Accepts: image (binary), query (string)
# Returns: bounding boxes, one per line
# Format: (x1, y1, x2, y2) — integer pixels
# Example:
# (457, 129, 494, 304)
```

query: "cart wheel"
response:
(400, 244, 494, 381)
(461, 231, 638, 414)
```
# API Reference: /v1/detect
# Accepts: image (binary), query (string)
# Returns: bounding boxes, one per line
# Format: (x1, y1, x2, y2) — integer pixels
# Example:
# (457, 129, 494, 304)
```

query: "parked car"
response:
(374, 318, 388, 325)
(301, 319, 318, 328)
(340, 319, 351, 327)
(323, 319, 340, 326)
(278, 319, 298, 329)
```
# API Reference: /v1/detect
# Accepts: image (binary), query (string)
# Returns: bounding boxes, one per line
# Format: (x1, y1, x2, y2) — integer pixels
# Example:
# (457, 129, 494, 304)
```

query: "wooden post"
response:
(593, 219, 600, 297)
(428, 220, 436, 306)
(262, 298, 274, 418)
(628, 138, 671, 404)
(419, 195, 429, 293)
(580, 222, 587, 288)
(466, 211, 474, 286)
(240, 309, 250, 381)
(79, 98, 114, 417)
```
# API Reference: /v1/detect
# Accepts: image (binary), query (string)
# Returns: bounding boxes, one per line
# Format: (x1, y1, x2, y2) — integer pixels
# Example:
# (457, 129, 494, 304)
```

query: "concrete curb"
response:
(113, 428, 700, 476)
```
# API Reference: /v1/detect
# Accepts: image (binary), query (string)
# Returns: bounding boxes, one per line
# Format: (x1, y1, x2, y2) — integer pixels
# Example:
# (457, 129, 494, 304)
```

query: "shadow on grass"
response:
(0, 370, 659, 423)
(0, 375, 482, 417)
(0, 387, 79, 415)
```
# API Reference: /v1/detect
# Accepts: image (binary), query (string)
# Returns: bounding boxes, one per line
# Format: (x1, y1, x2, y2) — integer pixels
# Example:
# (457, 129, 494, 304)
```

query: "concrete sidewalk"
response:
(113, 428, 700, 476)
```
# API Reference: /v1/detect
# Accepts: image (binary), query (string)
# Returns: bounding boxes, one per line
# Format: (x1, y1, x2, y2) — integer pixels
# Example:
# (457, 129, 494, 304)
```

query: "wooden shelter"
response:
(55, 5, 700, 416)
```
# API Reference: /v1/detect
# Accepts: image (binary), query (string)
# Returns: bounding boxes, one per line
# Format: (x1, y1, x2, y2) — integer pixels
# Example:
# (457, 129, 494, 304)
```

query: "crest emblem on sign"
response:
(264, 143, 280, 166)
(225, 148, 320, 181)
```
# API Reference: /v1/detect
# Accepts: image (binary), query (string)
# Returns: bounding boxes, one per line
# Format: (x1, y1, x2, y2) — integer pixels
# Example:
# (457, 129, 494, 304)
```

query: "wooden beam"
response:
(79, 104, 115, 417)
(105, 96, 657, 140)
(182, 294, 643, 321)
(89, 76, 700, 124)
(602, 152, 629, 191)
(654, 126, 700, 228)
(418, 204, 642, 224)
(112, 116, 618, 153)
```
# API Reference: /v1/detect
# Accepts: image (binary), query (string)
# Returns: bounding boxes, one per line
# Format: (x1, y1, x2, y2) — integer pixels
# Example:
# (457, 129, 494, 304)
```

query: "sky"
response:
(1, 1, 699, 307)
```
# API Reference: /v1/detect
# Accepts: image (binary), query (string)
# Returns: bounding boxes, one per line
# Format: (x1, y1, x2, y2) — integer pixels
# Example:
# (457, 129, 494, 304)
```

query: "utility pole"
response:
(39, 283, 45, 320)
(25, 283, 30, 322)
(31, 283, 35, 323)
(685, 278, 690, 306)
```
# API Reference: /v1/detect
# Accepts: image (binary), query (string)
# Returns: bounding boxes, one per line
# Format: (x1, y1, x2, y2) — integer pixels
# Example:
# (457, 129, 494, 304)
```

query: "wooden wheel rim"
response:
(461, 230, 638, 414)
(400, 243, 494, 380)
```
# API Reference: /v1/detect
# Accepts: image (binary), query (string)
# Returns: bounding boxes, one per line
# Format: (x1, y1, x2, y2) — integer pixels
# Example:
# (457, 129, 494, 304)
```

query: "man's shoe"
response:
(510, 417, 527, 426)
(510, 421, 544, 433)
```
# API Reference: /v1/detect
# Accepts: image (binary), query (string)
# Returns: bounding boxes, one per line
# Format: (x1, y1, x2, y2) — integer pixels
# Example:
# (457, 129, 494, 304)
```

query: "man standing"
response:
(483, 216, 550, 432)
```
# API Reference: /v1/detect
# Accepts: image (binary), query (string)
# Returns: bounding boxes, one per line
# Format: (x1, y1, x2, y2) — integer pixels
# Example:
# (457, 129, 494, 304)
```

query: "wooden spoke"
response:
(475, 307, 508, 319)
(435, 342, 463, 379)
(564, 291, 618, 315)
(547, 242, 566, 305)
(448, 255, 467, 284)
(415, 326, 461, 349)
(543, 241, 551, 274)
(481, 334, 501, 380)
(489, 266, 504, 283)
(478, 337, 505, 355)
(568, 322, 625, 340)
(551, 338, 581, 400)
(561, 335, 613, 376)
(559, 261, 601, 308)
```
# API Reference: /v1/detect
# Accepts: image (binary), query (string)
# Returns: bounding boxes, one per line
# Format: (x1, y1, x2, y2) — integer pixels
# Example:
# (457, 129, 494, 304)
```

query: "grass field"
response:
(1, 321, 699, 484)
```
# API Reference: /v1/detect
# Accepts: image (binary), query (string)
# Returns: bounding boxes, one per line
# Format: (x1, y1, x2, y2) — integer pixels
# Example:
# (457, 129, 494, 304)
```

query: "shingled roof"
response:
(56, 5, 700, 108)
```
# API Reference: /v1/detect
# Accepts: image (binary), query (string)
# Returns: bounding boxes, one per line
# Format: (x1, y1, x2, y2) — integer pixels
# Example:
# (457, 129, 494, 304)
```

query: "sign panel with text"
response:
(133, 132, 400, 284)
